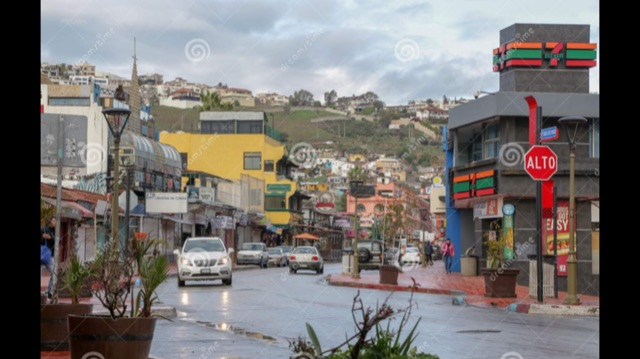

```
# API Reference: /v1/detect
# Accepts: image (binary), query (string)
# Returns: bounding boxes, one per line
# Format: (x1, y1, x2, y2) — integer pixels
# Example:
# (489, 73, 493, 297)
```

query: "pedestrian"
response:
(442, 238, 455, 274)
(41, 216, 56, 298)
(424, 240, 434, 266)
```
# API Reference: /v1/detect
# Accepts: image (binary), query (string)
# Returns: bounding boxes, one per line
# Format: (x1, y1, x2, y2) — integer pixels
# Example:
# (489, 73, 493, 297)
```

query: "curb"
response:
(326, 274, 458, 295)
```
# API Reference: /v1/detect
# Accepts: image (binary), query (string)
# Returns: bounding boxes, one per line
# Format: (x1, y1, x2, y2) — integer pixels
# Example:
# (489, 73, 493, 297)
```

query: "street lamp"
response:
(419, 207, 429, 268)
(558, 116, 587, 305)
(103, 107, 131, 251)
(120, 150, 135, 250)
(350, 179, 363, 279)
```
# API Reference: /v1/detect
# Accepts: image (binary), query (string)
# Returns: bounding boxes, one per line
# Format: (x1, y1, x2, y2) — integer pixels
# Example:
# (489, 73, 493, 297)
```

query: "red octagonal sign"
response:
(524, 145, 558, 181)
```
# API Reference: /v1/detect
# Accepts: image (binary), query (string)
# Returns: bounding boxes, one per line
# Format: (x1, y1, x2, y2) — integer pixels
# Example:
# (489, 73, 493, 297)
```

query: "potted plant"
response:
(67, 235, 169, 359)
(40, 254, 94, 351)
(479, 222, 520, 298)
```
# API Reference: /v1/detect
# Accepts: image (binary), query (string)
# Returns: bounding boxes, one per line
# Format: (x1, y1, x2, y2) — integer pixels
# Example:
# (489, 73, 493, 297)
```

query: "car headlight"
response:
(180, 257, 191, 265)
(218, 256, 228, 265)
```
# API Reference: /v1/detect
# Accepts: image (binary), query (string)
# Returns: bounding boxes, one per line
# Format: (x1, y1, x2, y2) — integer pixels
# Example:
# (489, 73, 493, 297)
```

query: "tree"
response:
(373, 100, 385, 113)
(362, 91, 379, 103)
(347, 165, 368, 183)
(200, 90, 233, 111)
(290, 89, 314, 106)
(324, 90, 337, 107)
(443, 95, 449, 105)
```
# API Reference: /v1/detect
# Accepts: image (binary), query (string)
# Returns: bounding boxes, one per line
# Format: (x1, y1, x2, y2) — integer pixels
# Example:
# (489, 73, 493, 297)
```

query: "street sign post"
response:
(524, 145, 558, 181)
(540, 126, 559, 142)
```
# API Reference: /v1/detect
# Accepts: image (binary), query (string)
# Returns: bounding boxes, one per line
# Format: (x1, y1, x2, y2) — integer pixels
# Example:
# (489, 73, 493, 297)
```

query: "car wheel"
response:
(178, 278, 185, 287)
(319, 266, 324, 274)
(222, 275, 232, 285)
(289, 266, 295, 273)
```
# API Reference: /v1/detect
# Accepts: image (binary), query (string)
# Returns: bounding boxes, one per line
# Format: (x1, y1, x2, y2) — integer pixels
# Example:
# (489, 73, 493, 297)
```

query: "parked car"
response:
(289, 246, 324, 274)
(343, 239, 386, 273)
(276, 245, 293, 264)
(173, 236, 232, 287)
(237, 242, 269, 268)
(401, 247, 421, 266)
(267, 247, 287, 267)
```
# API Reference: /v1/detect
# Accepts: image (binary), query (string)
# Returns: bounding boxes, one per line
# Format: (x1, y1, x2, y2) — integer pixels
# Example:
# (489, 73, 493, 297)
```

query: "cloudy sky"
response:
(41, 0, 599, 106)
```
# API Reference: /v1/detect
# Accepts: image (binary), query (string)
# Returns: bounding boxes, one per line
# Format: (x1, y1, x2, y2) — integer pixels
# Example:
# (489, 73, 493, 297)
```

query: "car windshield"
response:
(406, 247, 419, 253)
(184, 239, 224, 252)
(293, 247, 316, 254)
(268, 248, 281, 255)
(278, 246, 291, 252)
(241, 243, 263, 251)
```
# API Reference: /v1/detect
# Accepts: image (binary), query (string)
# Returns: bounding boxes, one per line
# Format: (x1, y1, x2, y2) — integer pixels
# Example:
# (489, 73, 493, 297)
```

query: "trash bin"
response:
(527, 255, 555, 298)
(342, 249, 354, 274)
(460, 255, 478, 276)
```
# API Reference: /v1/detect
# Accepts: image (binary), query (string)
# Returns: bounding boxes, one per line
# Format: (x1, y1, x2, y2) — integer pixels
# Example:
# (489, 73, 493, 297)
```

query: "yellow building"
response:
(159, 111, 307, 236)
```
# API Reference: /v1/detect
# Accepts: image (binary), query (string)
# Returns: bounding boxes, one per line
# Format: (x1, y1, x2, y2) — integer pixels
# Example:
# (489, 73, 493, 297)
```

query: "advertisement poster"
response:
(503, 214, 514, 260)
(542, 201, 575, 276)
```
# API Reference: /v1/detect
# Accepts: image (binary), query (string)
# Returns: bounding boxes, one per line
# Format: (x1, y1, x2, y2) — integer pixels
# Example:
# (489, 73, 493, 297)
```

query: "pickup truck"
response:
(343, 239, 386, 273)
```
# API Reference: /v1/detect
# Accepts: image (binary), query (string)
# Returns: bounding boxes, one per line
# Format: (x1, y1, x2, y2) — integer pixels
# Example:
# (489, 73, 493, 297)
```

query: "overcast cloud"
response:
(41, 0, 599, 105)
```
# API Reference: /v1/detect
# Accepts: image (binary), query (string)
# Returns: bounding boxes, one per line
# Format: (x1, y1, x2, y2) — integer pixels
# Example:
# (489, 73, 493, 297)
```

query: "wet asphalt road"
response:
(149, 263, 599, 359)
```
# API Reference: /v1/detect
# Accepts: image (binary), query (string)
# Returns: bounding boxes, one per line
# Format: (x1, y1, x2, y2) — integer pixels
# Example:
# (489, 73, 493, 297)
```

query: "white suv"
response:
(174, 237, 232, 287)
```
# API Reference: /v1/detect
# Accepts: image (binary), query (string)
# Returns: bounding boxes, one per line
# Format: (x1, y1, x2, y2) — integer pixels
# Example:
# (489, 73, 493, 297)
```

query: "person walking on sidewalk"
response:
(442, 238, 455, 274)
(424, 240, 434, 266)
(41, 217, 56, 298)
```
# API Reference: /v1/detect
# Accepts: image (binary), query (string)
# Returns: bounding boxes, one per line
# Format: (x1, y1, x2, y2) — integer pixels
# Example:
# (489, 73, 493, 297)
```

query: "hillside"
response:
(151, 105, 444, 167)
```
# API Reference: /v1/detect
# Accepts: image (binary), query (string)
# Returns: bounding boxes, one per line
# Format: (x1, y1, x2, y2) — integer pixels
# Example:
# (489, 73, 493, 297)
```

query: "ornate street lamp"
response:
(103, 107, 131, 251)
(558, 116, 587, 305)
(349, 179, 363, 279)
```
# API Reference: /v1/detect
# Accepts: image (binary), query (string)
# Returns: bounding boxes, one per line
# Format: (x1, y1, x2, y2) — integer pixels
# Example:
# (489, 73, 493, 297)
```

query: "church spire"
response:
(128, 37, 142, 136)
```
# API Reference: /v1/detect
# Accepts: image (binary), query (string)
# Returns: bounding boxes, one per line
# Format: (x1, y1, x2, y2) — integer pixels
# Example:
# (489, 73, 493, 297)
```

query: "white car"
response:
(236, 242, 269, 268)
(289, 246, 324, 274)
(174, 237, 232, 287)
(401, 247, 421, 266)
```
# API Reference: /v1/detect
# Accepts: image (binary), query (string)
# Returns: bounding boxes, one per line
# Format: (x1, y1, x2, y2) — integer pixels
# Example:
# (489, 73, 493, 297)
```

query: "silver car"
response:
(174, 237, 232, 286)
(267, 247, 287, 267)
(289, 246, 324, 274)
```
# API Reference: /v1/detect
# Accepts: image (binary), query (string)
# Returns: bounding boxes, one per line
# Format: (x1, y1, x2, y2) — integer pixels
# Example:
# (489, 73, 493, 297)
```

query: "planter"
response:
(40, 303, 93, 351)
(379, 264, 401, 285)
(68, 315, 157, 359)
(480, 268, 520, 298)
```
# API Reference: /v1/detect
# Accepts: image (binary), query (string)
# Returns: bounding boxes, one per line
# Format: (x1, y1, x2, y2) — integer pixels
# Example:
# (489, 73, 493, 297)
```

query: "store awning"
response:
(161, 215, 194, 225)
(41, 197, 93, 219)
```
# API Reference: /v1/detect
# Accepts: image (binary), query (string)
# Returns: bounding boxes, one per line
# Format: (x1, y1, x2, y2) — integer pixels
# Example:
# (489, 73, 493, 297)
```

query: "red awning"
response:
(41, 197, 93, 218)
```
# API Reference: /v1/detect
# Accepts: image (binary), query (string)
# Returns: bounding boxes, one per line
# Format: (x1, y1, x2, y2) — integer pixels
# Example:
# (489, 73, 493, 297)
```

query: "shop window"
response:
(244, 152, 261, 170)
(469, 132, 483, 163)
(265, 196, 286, 209)
(356, 204, 366, 213)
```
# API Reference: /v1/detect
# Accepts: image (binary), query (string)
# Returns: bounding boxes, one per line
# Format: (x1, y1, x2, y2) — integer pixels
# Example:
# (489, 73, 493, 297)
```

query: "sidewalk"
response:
(326, 260, 600, 316)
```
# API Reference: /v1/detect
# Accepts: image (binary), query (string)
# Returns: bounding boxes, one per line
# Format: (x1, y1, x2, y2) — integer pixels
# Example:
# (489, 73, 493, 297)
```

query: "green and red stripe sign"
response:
(493, 42, 597, 72)
(453, 170, 496, 200)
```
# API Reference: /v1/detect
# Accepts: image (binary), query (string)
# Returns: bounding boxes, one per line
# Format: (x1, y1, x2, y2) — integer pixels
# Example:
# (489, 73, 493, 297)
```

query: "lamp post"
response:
(102, 108, 131, 251)
(350, 179, 363, 279)
(558, 116, 587, 305)
(419, 207, 429, 268)
(121, 153, 135, 250)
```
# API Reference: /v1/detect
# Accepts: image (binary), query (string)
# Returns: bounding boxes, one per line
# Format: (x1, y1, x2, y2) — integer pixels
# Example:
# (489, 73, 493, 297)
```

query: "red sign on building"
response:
(524, 145, 558, 181)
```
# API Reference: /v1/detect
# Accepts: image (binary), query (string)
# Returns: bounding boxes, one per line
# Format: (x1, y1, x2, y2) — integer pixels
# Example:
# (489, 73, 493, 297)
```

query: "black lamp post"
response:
(419, 207, 430, 268)
(558, 116, 587, 305)
(349, 179, 363, 279)
(102, 108, 131, 251)
(120, 153, 135, 250)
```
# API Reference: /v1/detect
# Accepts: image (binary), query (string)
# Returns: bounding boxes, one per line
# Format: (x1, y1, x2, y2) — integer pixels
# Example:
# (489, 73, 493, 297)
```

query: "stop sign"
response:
(524, 145, 558, 181)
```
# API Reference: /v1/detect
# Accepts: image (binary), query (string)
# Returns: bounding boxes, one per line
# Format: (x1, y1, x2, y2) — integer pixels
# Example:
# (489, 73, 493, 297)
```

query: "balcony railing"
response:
(265, 125, 281, 142)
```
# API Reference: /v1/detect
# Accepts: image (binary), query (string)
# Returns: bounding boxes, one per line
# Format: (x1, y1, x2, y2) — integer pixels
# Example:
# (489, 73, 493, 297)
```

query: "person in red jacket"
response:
(441, 238, 455, 274)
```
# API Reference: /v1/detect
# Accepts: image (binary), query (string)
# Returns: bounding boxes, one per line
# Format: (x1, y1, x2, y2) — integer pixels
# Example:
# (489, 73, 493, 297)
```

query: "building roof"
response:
(41, 182, 107, 204)
(200, 111, 266, 121)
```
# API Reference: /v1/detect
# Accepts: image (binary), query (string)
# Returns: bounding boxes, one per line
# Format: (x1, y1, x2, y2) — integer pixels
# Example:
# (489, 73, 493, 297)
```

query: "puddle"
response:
(456, 329, 502, 334)
(199, 322, 278, 341)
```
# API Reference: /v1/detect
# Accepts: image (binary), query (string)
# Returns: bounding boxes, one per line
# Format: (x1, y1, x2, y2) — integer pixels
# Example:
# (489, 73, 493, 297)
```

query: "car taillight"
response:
(312, 256, 319, 261)
(290, 256, 296, 261)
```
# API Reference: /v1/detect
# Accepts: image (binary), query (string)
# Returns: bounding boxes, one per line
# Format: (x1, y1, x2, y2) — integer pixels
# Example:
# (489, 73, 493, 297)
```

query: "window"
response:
(244, 152, 261, 170)
(48, 97, 90, 106)
(201, 120, 234, 134)
(589, 118, 599, 159)
(265, 196, 286, 209)
(237, 120, 263, 134)
(469, 132, 483, 163)
(264, 160, 274, 172)
(484, 123, 499, 159)
(374, 204, 385, 215)
(356, 204, 366, 213)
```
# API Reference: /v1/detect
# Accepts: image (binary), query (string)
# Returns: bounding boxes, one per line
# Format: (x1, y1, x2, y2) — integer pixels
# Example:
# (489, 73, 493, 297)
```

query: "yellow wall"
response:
(160, 132, 298, 225)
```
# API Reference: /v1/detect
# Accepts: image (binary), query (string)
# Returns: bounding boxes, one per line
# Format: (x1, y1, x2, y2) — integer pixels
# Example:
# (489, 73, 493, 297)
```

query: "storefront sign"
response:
(334, 218, 352, 229)
(473, 198, 503, 219)
(493, 42, 597, 72)
(146, 192, 188, 213)
(503, 209, 514, 260)
(266, 184, 291, 192)
(453, 170, 496, 200)
(214, 215, 234, 230)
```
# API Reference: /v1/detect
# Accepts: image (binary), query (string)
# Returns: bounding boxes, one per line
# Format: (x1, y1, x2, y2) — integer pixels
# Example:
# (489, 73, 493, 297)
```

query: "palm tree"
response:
(200, 90, 233, 111)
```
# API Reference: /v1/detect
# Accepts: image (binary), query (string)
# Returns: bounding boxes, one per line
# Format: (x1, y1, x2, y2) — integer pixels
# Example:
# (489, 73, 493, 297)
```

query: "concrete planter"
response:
(480, 268, 520, 298)
(379, 264, 401, 285)
(40, 303, 93, 351)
